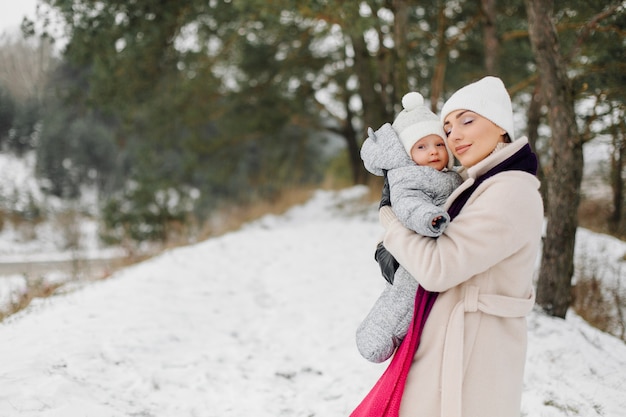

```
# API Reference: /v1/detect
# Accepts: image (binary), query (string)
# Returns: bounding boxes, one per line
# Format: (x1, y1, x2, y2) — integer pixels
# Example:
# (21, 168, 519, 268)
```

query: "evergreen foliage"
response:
(0, 85, 16, 148)
(12, 0, 624, 250)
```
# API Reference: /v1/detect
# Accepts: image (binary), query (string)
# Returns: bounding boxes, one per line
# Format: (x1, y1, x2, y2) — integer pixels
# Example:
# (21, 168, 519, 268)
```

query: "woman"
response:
(364, 76, 544, 417)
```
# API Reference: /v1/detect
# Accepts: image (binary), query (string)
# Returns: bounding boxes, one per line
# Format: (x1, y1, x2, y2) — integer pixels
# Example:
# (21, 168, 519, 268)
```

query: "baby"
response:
(357, 92, 463, 363)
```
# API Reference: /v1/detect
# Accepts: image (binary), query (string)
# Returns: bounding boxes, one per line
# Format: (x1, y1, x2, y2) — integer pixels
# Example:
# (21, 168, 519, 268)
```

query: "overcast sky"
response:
(0, 0, 38, 35)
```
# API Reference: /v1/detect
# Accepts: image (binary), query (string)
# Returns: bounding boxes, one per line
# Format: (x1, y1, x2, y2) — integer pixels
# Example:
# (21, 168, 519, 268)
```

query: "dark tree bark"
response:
(609, 116, 625, 233)
(430, 4, 448, 113)
(526, 79, 548, 206)
(343, 100, 367, 185)
(431, 8, 481, 111)
(481, 0, 499, 74)
(351, 33, 387, 131)
(392, 0, 410, 102)
(525, 0, 584, 318)
(349, 33, 387, 184)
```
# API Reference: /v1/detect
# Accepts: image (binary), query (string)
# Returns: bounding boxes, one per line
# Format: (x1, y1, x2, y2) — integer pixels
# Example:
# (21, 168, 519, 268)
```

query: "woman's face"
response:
(443, 110, 506, 168)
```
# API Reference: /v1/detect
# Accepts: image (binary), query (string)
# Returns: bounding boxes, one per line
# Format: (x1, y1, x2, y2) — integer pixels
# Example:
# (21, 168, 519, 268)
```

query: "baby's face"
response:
(409, 134, 449, 171)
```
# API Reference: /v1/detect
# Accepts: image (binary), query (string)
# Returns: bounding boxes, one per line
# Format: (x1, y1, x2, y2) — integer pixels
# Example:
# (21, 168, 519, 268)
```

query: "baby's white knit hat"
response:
(392, 92, 447, 155)
(440, 76, 515, 141)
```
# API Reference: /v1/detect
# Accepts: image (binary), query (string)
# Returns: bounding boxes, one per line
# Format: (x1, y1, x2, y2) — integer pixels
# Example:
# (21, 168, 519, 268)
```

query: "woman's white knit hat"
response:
(440, 76, 515, 141)
(392, 92, 447, 154)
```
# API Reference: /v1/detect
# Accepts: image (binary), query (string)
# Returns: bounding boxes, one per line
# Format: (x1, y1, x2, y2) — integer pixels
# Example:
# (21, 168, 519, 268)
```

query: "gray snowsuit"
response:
(357, 123, 463, 363)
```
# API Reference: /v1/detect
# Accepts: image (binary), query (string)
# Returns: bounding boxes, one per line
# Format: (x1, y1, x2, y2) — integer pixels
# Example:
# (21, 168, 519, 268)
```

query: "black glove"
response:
(379, 169, 391, 208)
(374, 242, 399, 285)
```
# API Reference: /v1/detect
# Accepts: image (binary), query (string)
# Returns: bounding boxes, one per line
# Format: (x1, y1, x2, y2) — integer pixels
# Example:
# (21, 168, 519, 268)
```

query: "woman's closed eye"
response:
(461, 116, 475, 125)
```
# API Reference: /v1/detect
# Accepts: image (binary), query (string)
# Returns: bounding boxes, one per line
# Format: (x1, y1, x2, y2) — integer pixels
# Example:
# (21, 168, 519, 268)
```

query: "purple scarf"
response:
(350, 143, 538, 417)
(447, 143, 538, 219)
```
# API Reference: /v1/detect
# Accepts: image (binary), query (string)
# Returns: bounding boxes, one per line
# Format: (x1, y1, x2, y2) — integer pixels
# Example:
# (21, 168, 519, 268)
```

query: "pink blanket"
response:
(350, 286, 438, 416)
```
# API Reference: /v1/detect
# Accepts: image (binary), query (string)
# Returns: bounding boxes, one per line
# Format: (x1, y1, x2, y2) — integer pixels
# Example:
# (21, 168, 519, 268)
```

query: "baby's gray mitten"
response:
(355, 267, 418, 363)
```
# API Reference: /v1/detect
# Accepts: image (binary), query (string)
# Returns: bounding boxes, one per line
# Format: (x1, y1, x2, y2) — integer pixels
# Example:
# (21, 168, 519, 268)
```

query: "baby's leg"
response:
(355, 267, 418, 363)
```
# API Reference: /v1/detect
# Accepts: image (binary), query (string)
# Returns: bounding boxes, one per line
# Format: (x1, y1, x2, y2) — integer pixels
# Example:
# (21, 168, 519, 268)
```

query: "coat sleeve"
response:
(380, 172, 543, 292)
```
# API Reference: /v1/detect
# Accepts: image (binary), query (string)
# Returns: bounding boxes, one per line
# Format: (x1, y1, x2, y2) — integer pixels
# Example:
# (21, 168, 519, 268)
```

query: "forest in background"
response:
(0, 0, 624, 319)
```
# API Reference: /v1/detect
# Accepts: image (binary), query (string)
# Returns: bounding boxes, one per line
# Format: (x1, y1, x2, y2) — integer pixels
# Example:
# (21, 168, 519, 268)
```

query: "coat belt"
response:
(440, 285, 535, 417)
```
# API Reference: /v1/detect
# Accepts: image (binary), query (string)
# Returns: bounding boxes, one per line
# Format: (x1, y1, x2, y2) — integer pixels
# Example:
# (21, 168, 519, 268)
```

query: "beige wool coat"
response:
(379, 137, 544, 417)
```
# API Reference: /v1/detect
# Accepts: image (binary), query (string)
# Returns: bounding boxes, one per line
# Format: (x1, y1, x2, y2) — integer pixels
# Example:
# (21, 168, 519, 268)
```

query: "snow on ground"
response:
(0, 152, 128, 311)
(0, 152, 123, 263)
(0, 186, 625, 417)
(0, 153, 44, 207)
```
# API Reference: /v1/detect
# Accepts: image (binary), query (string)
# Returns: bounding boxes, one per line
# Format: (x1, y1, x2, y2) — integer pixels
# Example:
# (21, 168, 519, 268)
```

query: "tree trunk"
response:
(392, 0, 409, 102)
(525, 0, 584, 318)
(343, 103, 368, 185)
(526, 79, 548, 207)
(430, 4, 447, 112)
(349, 33, 386, 184)
(351, 33, 387, 130)
(481, 0, 499, 74)
(609, 115, 625, 232)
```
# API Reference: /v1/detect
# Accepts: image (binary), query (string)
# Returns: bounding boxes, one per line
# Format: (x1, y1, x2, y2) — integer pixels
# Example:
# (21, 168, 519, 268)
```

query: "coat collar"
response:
(446, 136, 537, 220)
(457, 137, 531, 180)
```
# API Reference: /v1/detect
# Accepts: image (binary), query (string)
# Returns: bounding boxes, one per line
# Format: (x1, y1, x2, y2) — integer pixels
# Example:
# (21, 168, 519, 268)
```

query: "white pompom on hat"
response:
(392, 92, 447, 155)
(440, 76, 515, 141)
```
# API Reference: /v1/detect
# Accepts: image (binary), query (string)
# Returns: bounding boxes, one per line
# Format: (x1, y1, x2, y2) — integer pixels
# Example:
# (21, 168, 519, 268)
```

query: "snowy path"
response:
(0, 187, 625, 417)
(0, 188, 386, 417)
